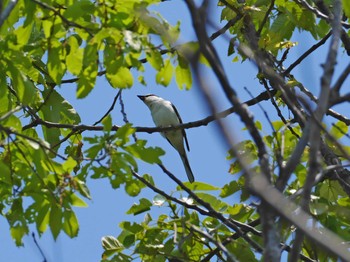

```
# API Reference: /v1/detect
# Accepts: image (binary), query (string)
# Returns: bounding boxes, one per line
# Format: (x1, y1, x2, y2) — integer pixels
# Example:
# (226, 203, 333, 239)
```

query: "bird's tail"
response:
(180, 153, 195, 183)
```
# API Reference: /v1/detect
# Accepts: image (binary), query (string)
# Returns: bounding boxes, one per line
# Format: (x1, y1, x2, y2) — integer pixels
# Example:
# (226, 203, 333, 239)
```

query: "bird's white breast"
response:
(150, 101, 180, 127)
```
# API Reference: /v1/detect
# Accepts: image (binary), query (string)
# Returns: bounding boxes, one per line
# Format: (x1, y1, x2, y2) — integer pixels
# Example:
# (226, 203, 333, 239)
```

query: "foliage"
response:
(1, 0, 350, 261)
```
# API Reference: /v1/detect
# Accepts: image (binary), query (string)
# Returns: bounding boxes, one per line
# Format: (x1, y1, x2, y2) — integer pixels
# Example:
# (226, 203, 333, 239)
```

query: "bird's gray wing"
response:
(171, 103, 190, 152)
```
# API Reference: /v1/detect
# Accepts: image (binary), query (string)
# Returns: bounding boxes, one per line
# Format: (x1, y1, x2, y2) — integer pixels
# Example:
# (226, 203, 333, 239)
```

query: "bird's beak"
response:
(137, 95, 145, 101)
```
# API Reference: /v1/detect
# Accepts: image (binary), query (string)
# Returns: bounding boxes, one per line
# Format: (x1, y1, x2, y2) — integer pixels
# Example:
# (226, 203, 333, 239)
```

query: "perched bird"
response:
(137, 94, 195, 183)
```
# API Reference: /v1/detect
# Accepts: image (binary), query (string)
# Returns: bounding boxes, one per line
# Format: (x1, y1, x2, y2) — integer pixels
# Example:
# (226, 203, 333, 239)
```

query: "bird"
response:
(137, 94, 195, 183)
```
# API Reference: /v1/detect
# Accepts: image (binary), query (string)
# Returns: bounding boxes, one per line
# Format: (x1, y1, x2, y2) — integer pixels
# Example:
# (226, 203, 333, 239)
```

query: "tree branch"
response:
(283, 31, 332, 76)
(31, 0, 94, 35)
(22, 89, 275, 133)
(289, 0, 342, 259)
(0, 0, 18, 28)
(294, 0, 350, 28)
(332, 62, 350, 94)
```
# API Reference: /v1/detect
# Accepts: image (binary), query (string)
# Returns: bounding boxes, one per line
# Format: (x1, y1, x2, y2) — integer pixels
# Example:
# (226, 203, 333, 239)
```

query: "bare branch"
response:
(332, 62, 350, 94)
(294, 0, 350, 28)
(31, 233, 48, 262)
(290, 1, 343, 259)
(189, 225, 237, 262)
(22, 89, 275, 133)
(257, 0, 275, 36)
(250, 173, 350, 261)
(0, 0, 18, 28)
(93, 90, 122, 126)
(283, 31, 332, 76)
(186, 0, 271, 181)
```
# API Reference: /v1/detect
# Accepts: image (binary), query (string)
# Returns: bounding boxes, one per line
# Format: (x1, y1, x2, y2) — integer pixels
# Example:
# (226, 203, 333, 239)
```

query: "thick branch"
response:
(290, 1, 342, 260)
(22, 89, 275, 133)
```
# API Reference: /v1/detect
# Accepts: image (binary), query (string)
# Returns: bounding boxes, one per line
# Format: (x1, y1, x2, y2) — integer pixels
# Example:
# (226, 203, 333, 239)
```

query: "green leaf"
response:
(117, 230, 136, 249)
(77, 42, 98, 98)
(343, 0, 350, 21)
(102, 114, 113, 131)
(125, 140, 165, 164)
(50, 205, 62, 239)
(125, 181, 142, 197)
(47, 43, 67, 84)
(14, 22, 33, 47)
(69, 193, 88, 207)
(63, 210, 79, 237)
(66, 36, 83, 75)
(77, 74, 96, 98)
(156, 59, 173, 86)
(175, 55, 192, 90)
(40, 89, 81, 150)
(146, 49, 163, 71)
(76, 179, 92, 199)
(1, 114, 22, 131)
(330, 121, 348, 139)
(119, 221, 144, 233)
(338, 197, 350, 207)
(36, 203, 50, 234)
(228, 160, 242, 175)
(195, 192, 228, 212)
(126, 198, 152, 215)
(226, 238, 257, 262)
(7, 62, 37, 105)
(115, 123, 135, 145)
(310, 202, 328, 216)
(220, 181, 241, 198)
(255, 121, 262, 131)
(42, 19, 53, 39)
(63, 0, 95, 19)
(176, 182, 219, 191)
(319, 181, 345, 202)
(10, 225, 28, 246)
(272, 120, 284, 131)
(106, 67, 133, 88)
(0, 161, 12, 185)
(62, 157, 77, 172)
(102, 235, 124, 257)
(295, 164, 307, 185)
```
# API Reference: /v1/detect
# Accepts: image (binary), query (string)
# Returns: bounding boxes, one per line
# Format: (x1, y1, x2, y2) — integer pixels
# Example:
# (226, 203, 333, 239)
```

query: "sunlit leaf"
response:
(63, 210, 79, 237)
(102, 114, 113, 131)
(106, 67, 133, 88)
(66, 36, 83, 75)
(175, 55, 192, 90)
(343, 0, 350, 19)
(330, 121, 348, 140)
(156, 59, 173, 86)
(146, 48, 163, 71)
(102, 235, 124, 257)
(69, 193, 88, 207)
(176, 182, 219, 191)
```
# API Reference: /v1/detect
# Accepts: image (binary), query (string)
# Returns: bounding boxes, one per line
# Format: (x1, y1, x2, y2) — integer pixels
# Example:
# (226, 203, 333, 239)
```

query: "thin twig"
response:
(289, 0, 343, 260)
(32, 232, 48, 262)
(93, 90, 122, 126)
(22, 90, 275, 133)
(189, 225, 237, 262)
(283, 31, 332, 76)
(257, 0, 275, 36)
(332, 62, 350, 93)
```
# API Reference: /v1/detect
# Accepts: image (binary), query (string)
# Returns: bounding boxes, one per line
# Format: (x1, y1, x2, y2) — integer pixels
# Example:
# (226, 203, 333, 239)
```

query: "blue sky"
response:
(1, 1, 349, 261)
